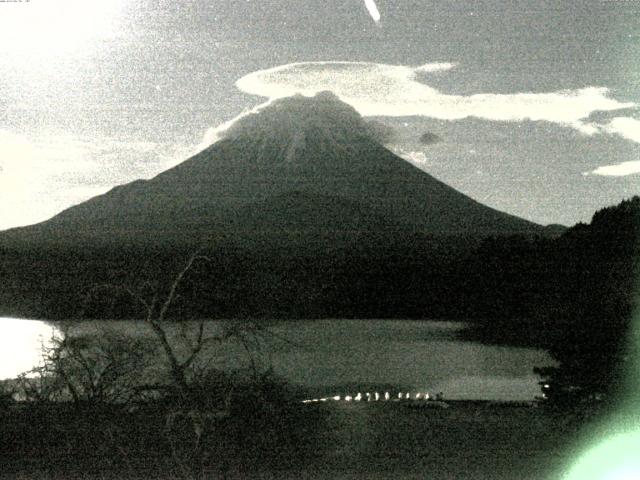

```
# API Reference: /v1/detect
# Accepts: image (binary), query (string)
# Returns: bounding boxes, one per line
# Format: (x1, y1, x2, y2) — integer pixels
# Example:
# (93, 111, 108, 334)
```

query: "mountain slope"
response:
(1, 92, 543, 248)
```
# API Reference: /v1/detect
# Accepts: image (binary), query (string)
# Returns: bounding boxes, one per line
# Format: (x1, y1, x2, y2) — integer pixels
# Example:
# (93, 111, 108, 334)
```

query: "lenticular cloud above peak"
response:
(235, 61, 635, 134)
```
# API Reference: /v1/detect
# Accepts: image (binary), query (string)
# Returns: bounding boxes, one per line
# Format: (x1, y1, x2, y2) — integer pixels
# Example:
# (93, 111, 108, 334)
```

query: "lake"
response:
(0, 317, 554, 401)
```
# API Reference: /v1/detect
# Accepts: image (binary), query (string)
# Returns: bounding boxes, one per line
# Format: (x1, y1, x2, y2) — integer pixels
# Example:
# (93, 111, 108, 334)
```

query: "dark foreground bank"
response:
(1, 398, 598, 480)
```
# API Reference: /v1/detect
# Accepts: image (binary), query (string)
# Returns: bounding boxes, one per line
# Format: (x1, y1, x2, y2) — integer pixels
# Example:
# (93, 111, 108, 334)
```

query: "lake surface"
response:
(0, 318, 554, 401)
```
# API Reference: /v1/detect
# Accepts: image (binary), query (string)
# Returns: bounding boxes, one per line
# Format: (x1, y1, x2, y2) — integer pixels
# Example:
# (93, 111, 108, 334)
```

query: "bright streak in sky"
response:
(364, 0, 381, 23)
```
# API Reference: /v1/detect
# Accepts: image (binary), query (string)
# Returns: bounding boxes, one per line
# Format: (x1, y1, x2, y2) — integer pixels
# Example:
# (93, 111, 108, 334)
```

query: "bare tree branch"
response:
(180, 320, 205, 371)
(158, 251, 210, 322)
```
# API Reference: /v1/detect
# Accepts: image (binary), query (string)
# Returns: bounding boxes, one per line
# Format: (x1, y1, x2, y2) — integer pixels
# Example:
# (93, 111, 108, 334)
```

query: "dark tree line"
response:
(466, 197, 639, 401)
(536, 197, 639, 402)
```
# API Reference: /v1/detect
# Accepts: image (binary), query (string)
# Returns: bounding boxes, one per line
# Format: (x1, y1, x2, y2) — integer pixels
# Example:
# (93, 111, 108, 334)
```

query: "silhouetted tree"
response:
(19, 327, 155, 408)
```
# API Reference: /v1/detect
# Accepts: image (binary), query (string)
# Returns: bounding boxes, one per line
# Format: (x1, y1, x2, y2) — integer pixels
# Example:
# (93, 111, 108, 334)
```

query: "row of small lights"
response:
(302, 391, 439, 404)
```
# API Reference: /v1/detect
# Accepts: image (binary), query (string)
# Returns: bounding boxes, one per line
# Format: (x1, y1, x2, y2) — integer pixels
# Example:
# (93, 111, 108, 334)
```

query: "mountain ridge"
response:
(0, 92, 547, 249)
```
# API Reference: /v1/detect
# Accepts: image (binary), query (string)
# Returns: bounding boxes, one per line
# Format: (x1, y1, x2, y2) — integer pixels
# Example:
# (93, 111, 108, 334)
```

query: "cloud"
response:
(194, 101, 275, 152)
(587, 160, 640, 177)
(0, 131, 97, 229)
(0, 130, 191, 230)
(419, 132, 443, 145)
(392, 148, 428, 165)
(415, 62, 457, 73)
(197, 126, 223, 152)
(603, 117, 640, 144)
(577, 116, 640, 143)
(235, 61, 635, 133)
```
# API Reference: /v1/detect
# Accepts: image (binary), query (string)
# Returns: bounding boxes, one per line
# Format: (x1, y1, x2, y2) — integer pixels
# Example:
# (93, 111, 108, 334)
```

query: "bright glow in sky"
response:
(0, 0, 127, 57)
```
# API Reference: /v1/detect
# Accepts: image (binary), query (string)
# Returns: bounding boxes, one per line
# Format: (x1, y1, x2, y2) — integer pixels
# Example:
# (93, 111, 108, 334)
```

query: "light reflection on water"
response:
(302, 391, 448, 406)
(303, 391, 426, 404)
(0, 317, 61, 379)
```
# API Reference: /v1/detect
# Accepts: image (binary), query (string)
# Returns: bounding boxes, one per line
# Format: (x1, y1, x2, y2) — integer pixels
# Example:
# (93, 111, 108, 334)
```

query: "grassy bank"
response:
(1, 399, 593, 480)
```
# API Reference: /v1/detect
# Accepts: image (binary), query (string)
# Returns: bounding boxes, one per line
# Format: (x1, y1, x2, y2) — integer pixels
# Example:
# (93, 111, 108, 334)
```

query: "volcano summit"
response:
(1, 92, 543, 249)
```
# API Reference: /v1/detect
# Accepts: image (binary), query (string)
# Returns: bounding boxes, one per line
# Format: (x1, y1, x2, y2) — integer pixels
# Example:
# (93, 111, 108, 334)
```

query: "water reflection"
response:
(0, 318, 60, 380)
(302, 390, 439, 404)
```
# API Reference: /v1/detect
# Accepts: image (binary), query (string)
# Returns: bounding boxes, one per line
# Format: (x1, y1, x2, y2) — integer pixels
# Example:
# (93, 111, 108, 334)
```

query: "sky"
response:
(0, 0, 639, 230)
